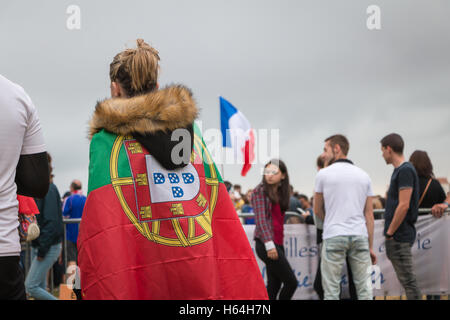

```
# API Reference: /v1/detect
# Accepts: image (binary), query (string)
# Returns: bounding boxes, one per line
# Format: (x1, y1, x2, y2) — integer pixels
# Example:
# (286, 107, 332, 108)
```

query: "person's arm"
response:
(364, 196, 377, 264)
(35, 185, 62, 259)
(313, 171, 325, 222)
(431, 193, 450, 218)
(386, 188, 412, 238)
(313, 192, 325, 221)
(16, 94, 49, 198)
(304, 209, 315, 225)
(15, 152, 49, 198)
(251, 187, 278, 260)
(63, 196, 72, 219)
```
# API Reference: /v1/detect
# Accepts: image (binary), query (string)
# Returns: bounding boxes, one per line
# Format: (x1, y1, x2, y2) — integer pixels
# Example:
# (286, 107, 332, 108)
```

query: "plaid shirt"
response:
(251, 183, 274, 243)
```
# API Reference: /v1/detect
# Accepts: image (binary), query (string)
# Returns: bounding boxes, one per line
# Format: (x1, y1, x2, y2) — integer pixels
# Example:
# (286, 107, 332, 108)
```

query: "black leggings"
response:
(255, 239, 298, 300)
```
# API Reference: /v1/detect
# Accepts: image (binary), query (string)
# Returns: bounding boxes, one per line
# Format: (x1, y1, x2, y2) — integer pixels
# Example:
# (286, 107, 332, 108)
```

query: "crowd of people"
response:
(227, 149, 448, 224)
(19, 163, 86, 300)
(225, 134, 449, 300)
(1, 38, 449, 301)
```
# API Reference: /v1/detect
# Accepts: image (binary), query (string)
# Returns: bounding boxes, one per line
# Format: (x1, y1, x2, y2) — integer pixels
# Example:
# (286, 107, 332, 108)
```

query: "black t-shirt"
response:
(417, 176, 446, 213)
(384, 162, 419, 244)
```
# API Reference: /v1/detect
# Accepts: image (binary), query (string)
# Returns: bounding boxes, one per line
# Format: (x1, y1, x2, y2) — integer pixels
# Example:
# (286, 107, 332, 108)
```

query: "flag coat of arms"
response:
(78, 85, 267, 300)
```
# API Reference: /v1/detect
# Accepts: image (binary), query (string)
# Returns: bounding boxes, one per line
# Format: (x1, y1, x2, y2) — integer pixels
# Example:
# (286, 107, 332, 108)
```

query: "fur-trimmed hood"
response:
(88, 84, 198, 170)
(88, 85, 199, 139)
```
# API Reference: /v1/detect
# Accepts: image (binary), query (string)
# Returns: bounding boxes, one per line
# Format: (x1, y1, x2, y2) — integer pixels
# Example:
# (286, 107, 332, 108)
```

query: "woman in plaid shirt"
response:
(251, 159, 298, 300)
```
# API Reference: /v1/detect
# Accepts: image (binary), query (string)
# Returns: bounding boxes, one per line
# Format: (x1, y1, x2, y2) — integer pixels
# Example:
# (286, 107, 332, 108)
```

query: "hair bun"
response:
(110, 39, 160, 96)
(135, 39, 160, 57)
(136, 38, 146, 49)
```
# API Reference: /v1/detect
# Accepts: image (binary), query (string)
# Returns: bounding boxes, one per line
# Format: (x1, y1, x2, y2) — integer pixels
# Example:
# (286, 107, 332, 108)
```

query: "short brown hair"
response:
(380, 133, 404, 154)
(316, 155, 325, 169)
(409, 150, 433, 178)
(325, 134, 350, 156)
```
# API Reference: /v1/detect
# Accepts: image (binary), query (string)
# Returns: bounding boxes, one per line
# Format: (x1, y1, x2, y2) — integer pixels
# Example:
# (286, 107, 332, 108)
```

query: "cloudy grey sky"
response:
(1, 0, 449, 198)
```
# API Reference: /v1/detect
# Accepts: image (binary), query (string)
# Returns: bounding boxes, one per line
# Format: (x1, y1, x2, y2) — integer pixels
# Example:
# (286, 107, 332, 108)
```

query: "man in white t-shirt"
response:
(0, 74, 49, 300)
(313, 134, 377, 300)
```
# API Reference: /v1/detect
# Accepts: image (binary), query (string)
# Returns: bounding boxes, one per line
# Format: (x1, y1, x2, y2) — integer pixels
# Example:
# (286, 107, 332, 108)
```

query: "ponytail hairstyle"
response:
(262, 159, 290, 212)
(109, 39, 160, 97)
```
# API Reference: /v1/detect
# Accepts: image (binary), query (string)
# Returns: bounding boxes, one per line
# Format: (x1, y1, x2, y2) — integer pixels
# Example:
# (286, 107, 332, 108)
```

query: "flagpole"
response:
(221, 159, 225, 180)
(219, 95, 225, 180)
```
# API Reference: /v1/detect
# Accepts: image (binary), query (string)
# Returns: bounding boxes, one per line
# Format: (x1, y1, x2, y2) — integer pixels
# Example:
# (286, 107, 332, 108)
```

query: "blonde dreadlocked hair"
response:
(109, 39, 160, 97)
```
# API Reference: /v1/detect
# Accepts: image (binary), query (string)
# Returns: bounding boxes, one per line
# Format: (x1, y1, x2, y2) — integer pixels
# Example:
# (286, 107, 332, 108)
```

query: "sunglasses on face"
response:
(264, 169, 279, 176)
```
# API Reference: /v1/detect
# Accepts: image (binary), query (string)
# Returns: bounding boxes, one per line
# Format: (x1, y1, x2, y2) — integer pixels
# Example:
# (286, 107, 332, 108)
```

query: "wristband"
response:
(443, 202, 449, 207)
(264, 241, 276, 251)
(385, 232, 393, 238)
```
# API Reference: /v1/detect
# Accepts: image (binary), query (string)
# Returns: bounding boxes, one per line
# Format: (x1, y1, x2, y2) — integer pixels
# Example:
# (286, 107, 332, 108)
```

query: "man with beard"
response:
(314, 134, 377, 300)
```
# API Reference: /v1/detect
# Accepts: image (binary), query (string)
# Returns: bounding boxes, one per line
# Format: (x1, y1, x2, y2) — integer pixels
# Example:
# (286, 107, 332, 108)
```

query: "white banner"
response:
(243, 214, 450, 299)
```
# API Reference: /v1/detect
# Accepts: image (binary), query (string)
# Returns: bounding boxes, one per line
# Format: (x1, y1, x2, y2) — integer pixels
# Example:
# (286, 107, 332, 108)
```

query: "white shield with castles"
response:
(145, 154, 200, 204)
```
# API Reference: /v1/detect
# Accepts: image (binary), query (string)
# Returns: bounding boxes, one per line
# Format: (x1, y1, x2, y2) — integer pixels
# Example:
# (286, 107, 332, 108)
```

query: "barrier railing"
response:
(62, 218, 82, 270)
(21, 208, 449, 299)
(238, 207, 450, 300)
(237, 208, 450, 220)
(21, 218, 82, 298)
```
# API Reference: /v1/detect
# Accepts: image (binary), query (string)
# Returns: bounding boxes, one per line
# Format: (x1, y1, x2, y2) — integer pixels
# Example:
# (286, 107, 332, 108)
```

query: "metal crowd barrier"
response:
(21, 218, 82, 298)
(237, 207, 450, 300)
(21, 208, 448, 299)
(237, 208, 450, 220)
(62, 218, 82, 270)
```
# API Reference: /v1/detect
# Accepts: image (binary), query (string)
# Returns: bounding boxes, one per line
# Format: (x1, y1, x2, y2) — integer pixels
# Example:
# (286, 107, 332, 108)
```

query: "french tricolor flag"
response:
(220, 97, 255, 177)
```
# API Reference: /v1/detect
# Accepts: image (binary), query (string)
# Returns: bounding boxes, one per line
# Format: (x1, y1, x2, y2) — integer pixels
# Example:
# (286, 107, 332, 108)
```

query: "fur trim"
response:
(88, 85, 199, 139)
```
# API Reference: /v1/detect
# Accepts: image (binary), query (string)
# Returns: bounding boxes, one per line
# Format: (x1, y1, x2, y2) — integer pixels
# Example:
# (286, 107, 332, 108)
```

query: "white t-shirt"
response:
(0, 75, 46, 257)
(314, 160, 374, 240)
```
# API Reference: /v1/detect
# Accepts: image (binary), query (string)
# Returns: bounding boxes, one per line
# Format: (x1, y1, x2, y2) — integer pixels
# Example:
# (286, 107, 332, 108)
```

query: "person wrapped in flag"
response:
(77, 39, 268, 300)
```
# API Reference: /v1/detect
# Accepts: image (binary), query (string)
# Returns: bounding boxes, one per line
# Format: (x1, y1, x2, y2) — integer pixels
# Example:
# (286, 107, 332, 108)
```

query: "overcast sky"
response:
(1, 0, 449, 198)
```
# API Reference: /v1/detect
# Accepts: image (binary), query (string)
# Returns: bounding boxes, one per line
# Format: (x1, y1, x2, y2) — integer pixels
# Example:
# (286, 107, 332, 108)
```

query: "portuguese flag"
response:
(78, 123, 268, 300)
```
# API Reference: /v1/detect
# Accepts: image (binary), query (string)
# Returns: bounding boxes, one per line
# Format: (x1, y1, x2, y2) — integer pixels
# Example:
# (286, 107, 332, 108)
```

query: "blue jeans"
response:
(25, 243, 62, 300)
(321, 236, 372, 300)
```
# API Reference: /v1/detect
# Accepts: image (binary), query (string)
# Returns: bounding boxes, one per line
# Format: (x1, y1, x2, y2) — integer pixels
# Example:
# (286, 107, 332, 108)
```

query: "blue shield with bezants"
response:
(172, 187, 184, 198)
(153, 173, 165, 184)
(168, 173, 180, 184)
(182, 173, 195, 184)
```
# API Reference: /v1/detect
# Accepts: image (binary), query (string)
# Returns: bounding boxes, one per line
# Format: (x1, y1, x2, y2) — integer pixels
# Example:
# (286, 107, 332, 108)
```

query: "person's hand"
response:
(385, 230, 394, 241)
(370, 249, 377, 265)
(267, 248, 278, 260)
(431, 203, 446, 218)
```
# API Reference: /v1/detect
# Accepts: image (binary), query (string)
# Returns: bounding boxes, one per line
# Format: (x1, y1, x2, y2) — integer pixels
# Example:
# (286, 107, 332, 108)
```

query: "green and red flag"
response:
(78, 123, 268, 299)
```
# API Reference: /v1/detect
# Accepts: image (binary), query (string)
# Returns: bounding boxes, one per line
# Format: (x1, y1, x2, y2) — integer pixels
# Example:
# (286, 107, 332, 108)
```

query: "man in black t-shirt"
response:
(380, 133, 422, 300)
